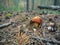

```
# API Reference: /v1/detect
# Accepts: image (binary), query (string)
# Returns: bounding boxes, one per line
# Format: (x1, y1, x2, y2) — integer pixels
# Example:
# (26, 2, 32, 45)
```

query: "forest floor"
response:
(0, 12, 60, 45)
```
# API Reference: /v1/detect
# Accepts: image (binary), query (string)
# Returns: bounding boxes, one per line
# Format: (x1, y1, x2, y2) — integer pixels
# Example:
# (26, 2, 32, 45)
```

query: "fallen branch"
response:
(0, 19, 12, 29)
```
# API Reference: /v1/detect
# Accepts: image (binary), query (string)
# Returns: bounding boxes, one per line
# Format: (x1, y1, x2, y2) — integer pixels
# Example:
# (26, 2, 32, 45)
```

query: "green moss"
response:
(5, 13, 12, 18)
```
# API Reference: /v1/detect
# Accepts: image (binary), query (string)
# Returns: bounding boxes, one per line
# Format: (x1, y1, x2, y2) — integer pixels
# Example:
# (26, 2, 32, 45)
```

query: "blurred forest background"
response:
(0, 0, 60, 14)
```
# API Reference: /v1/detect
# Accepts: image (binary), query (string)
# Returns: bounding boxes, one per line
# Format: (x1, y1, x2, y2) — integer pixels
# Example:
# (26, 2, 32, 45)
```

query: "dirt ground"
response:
(0, 12, 60, 45)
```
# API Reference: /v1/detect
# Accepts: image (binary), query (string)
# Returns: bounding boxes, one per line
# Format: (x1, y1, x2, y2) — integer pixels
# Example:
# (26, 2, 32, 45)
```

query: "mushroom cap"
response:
(31, 16, 42, 23)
